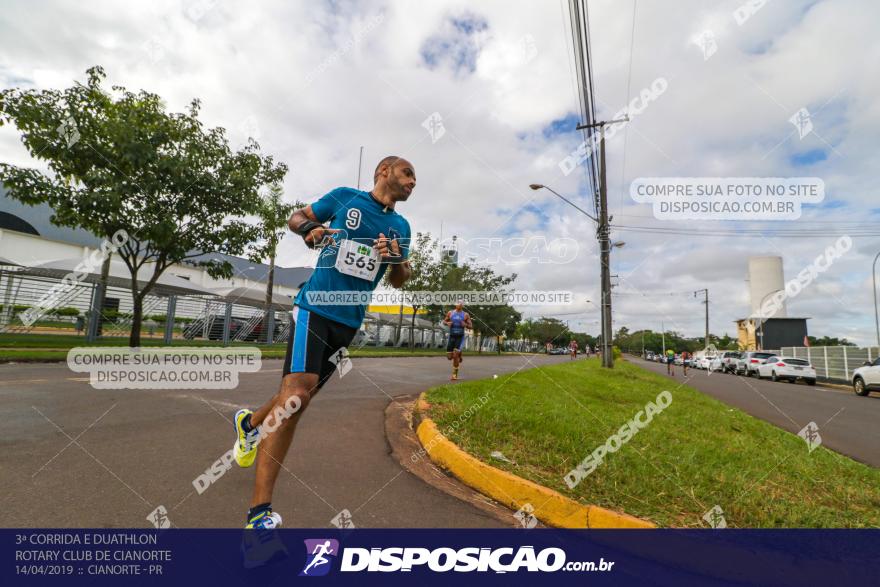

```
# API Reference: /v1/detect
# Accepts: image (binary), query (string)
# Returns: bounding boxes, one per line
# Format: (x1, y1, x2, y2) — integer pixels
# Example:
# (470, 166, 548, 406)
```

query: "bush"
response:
(612, 345, 622, 360)
(54, 307, 81, 317)
(0, 304, 33, 313)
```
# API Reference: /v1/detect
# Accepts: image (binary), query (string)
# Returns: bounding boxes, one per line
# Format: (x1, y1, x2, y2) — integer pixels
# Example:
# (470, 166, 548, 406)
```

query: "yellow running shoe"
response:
(233, 409, 259, 467)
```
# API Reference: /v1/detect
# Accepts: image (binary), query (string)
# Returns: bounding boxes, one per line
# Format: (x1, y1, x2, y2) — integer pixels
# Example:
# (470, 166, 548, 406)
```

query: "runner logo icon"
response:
(300, 539, 340, 576)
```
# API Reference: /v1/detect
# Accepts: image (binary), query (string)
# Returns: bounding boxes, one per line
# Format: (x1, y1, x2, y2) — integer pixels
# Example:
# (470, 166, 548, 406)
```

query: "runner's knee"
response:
(278, 377, 315, 414)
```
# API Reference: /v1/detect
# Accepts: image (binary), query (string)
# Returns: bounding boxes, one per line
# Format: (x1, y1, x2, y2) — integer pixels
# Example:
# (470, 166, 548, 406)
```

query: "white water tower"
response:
(748, 256, 787, 318)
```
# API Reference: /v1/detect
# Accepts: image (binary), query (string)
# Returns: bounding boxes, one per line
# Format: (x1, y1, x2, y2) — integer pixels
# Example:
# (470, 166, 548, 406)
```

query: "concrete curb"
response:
(415, 393, 655, 529)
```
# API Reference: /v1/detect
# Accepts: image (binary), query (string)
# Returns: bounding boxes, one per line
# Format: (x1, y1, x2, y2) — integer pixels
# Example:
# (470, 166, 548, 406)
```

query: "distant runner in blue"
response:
(443, 301, 472, 381)
(230, 156, 415, 545)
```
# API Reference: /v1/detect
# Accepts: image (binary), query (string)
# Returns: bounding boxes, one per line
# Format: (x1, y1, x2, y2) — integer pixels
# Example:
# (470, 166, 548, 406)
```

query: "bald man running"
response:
(231, 156, 415, 545)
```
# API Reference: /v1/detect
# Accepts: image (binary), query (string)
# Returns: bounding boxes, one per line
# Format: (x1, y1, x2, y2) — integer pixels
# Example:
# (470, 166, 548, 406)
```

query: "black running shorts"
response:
(446, 332, 465, 353)
(283, 306, 358, 388)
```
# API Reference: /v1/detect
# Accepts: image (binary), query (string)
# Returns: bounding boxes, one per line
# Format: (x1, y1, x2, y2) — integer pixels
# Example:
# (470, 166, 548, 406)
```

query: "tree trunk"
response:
(129, 294, 143, 347)
(409, 306, 418, 352)
(497, 335, 502, 354)
(263, 254, 276, 344)
(88, 253, 112, 340)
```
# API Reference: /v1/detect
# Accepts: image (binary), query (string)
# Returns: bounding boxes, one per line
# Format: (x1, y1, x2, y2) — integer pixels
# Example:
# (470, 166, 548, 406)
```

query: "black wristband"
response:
(294, 220, 322, 237)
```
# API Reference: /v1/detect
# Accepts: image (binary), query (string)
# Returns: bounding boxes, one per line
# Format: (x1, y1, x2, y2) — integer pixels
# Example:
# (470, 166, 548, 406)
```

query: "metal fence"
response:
(779, 346, 880, 382)
(0, 270, 531, 351)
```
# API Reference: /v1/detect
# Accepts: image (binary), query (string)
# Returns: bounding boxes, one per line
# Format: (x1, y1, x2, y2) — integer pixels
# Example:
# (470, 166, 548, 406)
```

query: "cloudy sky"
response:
(2, 0, 879, 344)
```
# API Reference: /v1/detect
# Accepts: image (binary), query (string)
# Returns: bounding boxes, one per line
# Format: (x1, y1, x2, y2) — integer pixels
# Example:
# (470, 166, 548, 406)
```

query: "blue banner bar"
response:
(4, 529, 878, 586)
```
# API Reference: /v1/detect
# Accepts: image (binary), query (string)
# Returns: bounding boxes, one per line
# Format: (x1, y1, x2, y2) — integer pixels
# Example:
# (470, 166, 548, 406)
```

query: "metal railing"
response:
(779, 346, 880, 382)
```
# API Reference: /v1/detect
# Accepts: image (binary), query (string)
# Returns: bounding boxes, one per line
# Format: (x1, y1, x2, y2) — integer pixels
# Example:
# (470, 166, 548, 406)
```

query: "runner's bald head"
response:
(373, 155, 416, 203)
(374, 156, 402, 182)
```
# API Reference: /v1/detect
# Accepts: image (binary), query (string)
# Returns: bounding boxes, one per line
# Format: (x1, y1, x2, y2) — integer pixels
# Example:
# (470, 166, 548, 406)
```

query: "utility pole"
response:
(694, 289, 709, 349)
(577, 117, 627, 368)
(661, 321, 666, 355)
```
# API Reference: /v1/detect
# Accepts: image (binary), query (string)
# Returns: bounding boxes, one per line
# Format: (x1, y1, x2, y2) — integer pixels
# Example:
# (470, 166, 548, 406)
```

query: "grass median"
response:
(424, 357, 880, 528)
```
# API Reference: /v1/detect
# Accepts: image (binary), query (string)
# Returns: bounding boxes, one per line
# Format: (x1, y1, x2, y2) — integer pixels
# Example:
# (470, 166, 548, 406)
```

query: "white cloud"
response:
(1, 0, 878, 344)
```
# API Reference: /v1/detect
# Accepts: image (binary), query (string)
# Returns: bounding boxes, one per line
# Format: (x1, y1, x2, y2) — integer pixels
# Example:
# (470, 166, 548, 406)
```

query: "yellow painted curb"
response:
(415, 394, 655, 529)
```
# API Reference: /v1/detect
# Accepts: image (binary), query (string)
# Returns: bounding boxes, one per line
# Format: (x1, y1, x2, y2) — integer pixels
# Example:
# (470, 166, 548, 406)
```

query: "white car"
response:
(707, 356, 726, 372)
(756, 356, 817, 385)
(853, 357, 880, 396)
(697, 355, 716, 370)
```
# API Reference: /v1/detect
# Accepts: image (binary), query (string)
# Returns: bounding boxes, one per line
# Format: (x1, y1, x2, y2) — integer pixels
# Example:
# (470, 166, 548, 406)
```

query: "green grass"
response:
(425, 357, 880, 528)
(0, 333, 503, 362)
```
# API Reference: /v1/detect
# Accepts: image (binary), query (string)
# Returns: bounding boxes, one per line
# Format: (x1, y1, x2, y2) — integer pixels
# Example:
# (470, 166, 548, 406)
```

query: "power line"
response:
(568, 0, 601, 218)
(617, 0, 638, 213)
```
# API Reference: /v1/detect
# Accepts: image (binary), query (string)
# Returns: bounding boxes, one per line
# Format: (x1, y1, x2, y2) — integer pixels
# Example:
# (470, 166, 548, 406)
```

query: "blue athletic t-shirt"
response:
(295, 187, 411, 329)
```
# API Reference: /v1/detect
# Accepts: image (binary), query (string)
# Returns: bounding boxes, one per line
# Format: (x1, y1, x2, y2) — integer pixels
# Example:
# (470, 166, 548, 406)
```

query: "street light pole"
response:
(577, 117, 627, 368)
(527, 184, 597, 222)
(531, 112, 624, 369)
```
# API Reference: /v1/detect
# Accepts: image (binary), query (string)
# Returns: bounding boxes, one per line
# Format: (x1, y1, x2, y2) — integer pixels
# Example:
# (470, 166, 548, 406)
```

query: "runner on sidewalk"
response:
(666, 348, 676, 375)
(231, 156, 415, 536)
(569, 338, 578, 360)
(443, 301, 472, 380)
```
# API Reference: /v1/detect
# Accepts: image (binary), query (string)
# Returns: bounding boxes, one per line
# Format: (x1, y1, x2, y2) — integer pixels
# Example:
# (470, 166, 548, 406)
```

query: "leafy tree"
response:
(381, 231, 443, 349)
(250, 184, 302, 343)
(528, 317, 570, 347)
(0, 66, 286, 345)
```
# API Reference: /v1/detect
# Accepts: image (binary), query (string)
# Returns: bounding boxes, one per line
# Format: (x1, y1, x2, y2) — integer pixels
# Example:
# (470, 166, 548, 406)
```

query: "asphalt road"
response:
(4, 354, 875, 530)
(0, 353, 565, 529)
(633, 357, 880, 467)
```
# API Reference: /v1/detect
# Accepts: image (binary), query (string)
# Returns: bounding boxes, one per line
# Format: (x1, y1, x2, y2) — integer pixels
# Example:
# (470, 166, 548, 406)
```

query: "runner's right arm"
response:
(288, 205, 339, 248)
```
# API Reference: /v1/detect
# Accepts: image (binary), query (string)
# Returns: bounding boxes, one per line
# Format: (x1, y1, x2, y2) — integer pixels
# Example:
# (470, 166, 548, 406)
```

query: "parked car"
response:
(736, 351, 775, 376)
(756, 356, 817, 385)
(696, 354, 716, 370)
(852, 357, 880, 396)
(182, 315, 281, 342)
(646, 351, 655, 361)
(183, 315, 246, 340)
(707, 355, 725, 372)
(548, 347, 567, 355)
(719, 351, 742, 373)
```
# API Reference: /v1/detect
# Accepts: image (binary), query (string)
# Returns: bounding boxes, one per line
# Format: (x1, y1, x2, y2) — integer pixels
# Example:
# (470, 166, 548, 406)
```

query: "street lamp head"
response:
(612, 241, 626, 248)
(529, 184, 543, 191)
